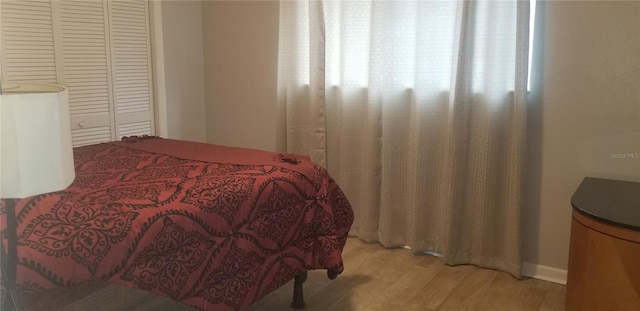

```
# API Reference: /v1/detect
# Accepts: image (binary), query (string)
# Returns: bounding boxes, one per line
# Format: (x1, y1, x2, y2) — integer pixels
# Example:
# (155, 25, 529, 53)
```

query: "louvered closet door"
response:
(0, 0, 154, 146)
(56, 0, 114, 146)
(108, 0, 154, 139)
(0, 0, 57, 83)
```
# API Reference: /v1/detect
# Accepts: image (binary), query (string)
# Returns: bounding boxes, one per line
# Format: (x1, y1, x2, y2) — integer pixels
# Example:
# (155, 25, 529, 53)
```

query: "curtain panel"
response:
(278, 0, 529, 277)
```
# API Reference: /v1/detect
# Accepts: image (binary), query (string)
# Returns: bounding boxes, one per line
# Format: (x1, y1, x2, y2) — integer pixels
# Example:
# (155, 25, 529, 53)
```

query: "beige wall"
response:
(524, 0, 640, 274)
(157, 0, 207, 142)
(200, 1, 640, 278)
(202, 1, 280, 152)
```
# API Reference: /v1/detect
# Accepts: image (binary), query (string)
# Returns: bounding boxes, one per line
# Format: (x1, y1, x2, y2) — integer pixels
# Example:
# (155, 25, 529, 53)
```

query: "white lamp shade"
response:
(1, 83, 75, 198)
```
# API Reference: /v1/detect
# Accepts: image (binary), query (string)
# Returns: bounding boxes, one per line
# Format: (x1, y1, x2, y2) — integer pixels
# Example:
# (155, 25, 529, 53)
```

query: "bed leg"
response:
(291, 271, 308, 309)
(327, 269, 339, 280)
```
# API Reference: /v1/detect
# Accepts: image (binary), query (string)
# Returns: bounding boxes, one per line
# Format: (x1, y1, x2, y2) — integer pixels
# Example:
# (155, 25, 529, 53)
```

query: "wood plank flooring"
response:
(21, 238, 565, 311)
(248, 238, 565, 311)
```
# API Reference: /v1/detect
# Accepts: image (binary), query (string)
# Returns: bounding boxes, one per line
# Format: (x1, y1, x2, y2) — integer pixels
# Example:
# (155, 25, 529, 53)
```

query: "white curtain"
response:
(278, 0, 529, 277)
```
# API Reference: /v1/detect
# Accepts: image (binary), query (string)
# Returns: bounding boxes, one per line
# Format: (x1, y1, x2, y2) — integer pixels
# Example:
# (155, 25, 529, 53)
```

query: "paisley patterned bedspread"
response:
(0, 138, 353, 311)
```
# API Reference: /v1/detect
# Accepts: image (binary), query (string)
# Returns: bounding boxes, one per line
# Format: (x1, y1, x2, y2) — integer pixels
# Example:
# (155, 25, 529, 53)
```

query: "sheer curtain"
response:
(278, 0, 529, 277)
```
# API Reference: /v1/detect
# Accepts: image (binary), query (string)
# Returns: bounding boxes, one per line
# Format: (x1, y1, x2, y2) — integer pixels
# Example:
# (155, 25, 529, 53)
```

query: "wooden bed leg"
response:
(291, 271, 308, 309)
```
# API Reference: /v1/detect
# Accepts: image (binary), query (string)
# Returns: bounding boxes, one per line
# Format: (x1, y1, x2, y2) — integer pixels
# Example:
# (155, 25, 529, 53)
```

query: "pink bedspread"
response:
(0, 138, 353, 310)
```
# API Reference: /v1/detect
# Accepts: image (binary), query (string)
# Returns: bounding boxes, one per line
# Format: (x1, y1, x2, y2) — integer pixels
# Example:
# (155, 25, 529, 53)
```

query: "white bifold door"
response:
(0, 0, 154, 146)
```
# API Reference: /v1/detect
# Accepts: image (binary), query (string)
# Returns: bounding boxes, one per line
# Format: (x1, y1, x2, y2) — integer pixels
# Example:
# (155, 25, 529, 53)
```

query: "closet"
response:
(0, 0, 154, 146)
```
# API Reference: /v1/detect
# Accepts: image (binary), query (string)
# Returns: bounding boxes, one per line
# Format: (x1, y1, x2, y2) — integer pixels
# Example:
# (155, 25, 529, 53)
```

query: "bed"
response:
(0, 137, 354, 311)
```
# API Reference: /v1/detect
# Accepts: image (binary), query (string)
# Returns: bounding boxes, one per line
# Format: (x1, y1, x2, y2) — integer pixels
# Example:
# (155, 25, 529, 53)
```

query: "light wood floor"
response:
(22, 238, 565, 311)
(248, 238, 566, 311)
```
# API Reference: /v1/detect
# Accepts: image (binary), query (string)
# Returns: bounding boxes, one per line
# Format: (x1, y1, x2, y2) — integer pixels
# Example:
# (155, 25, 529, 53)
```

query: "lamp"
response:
(0, 83, 75, 308)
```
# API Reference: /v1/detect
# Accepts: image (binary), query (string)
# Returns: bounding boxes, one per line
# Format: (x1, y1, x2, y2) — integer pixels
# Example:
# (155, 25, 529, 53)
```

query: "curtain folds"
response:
(278, 0, 529, 277)
(277, 0, 328, 166)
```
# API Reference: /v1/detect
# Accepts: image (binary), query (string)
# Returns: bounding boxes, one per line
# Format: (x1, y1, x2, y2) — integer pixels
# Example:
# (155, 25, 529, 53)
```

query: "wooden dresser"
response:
(566, 178, 640, 310)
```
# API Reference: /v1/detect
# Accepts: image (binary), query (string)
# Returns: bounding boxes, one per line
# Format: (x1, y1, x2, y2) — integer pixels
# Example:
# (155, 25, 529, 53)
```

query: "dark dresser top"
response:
(571, 177, 640, 231)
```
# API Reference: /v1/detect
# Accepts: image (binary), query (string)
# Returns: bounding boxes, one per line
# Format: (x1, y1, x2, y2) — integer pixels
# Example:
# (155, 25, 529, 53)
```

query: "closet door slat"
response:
(58, 0, 114, 145)
(1, 0, 57, 84)
(108, 0, 154, 139)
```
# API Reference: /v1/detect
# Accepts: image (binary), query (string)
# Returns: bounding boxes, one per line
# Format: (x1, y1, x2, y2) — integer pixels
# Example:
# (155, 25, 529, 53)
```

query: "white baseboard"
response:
(522, 262, 567, 285)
